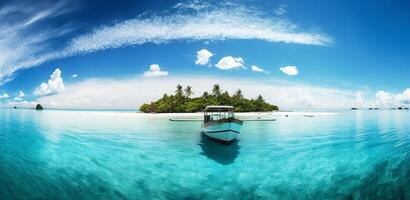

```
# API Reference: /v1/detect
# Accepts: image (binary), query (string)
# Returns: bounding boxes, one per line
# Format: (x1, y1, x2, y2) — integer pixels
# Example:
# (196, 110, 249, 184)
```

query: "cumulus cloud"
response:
(143, 64, 168, 77)
(0, 1, 332, 84)
(34, 68, 65, 96)
(280, 66, 298, 76)
(394, 88, 410, 105)
(18, 91, 25, 97)
(0, 93, 9, 99)
(33, 75, 357, 110)
(215, 56, 245, 70)
(251, 65, 268, 73)
(374, 90, 393, 107)
(372, 89, 410, 108)
(14, 91, 25, 101)
(72, 74, 78, 78)
(195, 49, 213, 65)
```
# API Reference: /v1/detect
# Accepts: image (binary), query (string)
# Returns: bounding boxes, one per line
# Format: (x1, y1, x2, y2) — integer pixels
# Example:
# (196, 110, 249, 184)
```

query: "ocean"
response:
(1, 109, 410, 199)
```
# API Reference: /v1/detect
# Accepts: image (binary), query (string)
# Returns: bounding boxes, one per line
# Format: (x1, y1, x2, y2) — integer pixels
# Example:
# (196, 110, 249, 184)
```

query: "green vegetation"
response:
(139, 84, 279, 113)
(35, 104, 43, 110)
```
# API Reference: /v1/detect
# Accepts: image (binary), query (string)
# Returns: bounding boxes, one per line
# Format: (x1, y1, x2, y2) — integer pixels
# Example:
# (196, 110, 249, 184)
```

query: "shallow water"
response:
(1, 109, 410, 199)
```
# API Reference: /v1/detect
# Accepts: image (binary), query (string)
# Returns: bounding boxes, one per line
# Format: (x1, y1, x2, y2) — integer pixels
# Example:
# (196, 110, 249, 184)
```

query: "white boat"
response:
(202, 106, 243, 143)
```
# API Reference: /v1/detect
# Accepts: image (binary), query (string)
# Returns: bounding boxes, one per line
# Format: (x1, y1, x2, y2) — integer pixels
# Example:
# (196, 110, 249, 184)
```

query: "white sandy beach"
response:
(38, 109, 340, 119)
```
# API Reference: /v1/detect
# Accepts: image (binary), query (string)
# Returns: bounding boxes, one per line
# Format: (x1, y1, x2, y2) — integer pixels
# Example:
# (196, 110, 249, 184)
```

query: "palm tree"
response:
(202, 91, 209, 98)
(255, 95, 265, 112)
(257, 95, 264, 102)
(234, 89, 243, 99)
(220, 91, 231, 105)
(212, 84, 221, 97)
(184, 86, 194, 98)
(175, 84, 183, 97)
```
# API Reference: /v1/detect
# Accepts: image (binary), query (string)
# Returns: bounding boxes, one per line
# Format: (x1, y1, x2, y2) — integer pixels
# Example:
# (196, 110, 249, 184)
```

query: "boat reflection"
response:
(198, 132, 240, 165)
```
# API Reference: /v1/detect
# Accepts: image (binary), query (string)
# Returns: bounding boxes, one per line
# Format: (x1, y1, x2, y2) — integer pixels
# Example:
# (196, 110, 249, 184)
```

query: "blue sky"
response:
(0, 0, 410, 109)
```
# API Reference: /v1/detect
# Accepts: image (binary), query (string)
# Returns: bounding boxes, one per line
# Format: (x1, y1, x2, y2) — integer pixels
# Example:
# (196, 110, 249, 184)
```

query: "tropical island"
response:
(139, 84, 279, 113)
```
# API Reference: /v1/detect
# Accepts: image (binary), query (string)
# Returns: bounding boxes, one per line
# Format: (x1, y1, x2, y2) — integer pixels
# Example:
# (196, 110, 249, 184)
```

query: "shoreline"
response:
(3, 108, 340, 118)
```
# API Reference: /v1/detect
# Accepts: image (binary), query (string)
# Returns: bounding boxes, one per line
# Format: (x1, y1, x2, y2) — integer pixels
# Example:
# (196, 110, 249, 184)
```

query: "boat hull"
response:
(203, 119, 243, 142)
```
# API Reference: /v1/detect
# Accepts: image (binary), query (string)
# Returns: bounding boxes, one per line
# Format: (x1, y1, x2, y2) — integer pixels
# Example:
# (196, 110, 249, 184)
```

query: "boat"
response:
(202, 106, 243, 143)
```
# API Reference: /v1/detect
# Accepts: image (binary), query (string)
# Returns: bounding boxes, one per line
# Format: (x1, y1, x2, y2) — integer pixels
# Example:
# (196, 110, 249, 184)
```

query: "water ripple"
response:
(2, 109, 410, 199)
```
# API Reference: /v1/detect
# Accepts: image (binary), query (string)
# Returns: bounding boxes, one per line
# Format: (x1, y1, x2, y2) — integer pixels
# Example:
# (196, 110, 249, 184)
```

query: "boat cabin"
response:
(204, 106, 235, 123)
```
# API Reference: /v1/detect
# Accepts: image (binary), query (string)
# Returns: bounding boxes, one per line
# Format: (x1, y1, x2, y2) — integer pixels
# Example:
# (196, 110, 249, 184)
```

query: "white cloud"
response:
(21, 76, 410, 110)
(349, 88, 410, 109)
(0, 1, 331, 84)
(195, 49, 213, 65)
(173, 0, 211, 11)
(72, 74, 78, 78)
(0, 93, 9, 99)
(374, 90, 393, 107)
(215, 56, 245, 70)
(280, 66, 298, 76)
(32, 75, 357, 110)
(18, 91, 25, 98)
(0, 1, 77, 85)
(143, 64, 168, 77)
(371, 88, 410, 108)
(0, 100, 37, 108)
(251, 65, 268, 73)
(34, 68, 65, 96)
(394, 88, 410, 105)
(23, 9, 56, 27)
(64, 5, 331, 57)
(275, 5, 287, 16)
(355, 92, 364, 108)
(14, 91, 25, 101)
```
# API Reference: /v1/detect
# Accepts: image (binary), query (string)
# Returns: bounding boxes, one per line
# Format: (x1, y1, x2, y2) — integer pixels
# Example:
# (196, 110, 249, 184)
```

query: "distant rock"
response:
(398, 107, 403, 110)
(351, 107, 358, 110)
(13, 106, 17, 109)
(35, 104, 43, 110)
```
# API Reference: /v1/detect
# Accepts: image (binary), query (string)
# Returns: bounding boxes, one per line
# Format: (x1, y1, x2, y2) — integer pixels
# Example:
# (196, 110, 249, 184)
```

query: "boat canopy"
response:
(205, 106, 234, 112)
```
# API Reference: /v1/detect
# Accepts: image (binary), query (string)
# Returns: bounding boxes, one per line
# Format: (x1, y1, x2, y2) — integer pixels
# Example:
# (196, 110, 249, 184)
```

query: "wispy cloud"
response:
(0, 1, 76, 84)
(275, 4, 287, 16)
(0, 1, 332, 84)
(251, 65, 268, 73)
(64, 3, 331, 56)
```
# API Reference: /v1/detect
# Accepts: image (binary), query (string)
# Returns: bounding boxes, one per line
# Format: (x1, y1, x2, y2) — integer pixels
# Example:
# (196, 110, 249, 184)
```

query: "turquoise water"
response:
(1, 109, 410, 199)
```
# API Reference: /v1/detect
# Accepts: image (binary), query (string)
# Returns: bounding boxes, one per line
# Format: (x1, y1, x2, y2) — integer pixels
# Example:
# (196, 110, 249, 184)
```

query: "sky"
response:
(0, 0, 410, 109)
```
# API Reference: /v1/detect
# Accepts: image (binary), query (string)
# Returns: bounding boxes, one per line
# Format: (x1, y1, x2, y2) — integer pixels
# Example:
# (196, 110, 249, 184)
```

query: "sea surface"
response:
(1, 109, 410, 199)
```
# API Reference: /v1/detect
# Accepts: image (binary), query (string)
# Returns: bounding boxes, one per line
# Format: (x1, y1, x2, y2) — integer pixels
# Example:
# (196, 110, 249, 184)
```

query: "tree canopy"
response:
(139, 84, 279, 113)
